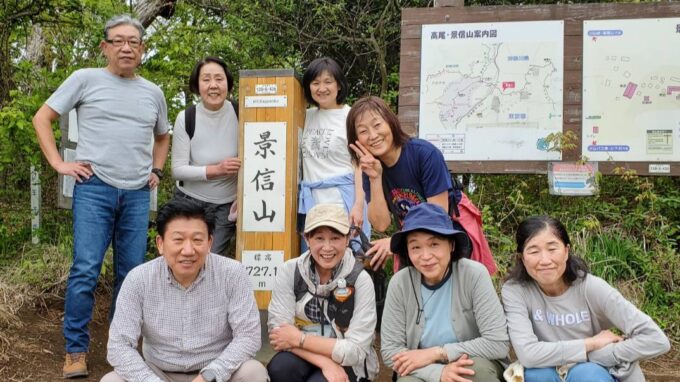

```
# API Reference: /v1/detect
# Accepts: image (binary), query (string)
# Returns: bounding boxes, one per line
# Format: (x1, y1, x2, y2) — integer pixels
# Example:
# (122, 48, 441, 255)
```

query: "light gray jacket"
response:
(268, 249, 379, 380)
(381, 258, 509, 382)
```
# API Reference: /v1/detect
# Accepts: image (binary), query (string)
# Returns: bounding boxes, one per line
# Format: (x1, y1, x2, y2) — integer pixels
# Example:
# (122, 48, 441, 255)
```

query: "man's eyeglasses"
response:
(105, 38, 142, 49)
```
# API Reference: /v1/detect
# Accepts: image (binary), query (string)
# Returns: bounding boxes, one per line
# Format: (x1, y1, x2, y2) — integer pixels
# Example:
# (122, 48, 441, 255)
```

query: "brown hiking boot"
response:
(63, 352, 88, 378)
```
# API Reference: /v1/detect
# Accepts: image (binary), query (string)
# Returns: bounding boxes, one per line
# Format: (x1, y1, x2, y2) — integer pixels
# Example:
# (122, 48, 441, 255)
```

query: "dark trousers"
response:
(267, 351, 360, 382)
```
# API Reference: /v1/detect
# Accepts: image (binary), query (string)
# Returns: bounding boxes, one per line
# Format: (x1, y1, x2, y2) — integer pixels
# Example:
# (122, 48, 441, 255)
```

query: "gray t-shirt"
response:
(502, 274, 670, 381)
(46, 68, 168, 189)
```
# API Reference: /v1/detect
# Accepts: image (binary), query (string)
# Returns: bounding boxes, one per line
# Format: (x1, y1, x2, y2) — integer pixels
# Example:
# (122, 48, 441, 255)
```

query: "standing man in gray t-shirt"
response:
(32, 14, 170, 379)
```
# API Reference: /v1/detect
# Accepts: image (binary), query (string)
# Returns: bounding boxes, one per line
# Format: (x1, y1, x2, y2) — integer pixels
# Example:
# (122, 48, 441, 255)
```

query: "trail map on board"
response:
(582, 18, 680, 162)
(419, 20, 564, 161)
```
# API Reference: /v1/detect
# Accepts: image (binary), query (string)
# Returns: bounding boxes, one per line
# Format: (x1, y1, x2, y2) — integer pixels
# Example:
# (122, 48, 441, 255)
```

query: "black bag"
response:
(348, 226, 387, 331)
(326, 286, 355, 333)
(184, 99, 239, 140)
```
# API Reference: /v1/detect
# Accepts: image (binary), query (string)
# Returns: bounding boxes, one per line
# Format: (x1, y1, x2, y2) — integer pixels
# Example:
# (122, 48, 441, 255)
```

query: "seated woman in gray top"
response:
(381, 203, 508, 382)
(502, 216, 670, 382)
(171, 56, 240, 256)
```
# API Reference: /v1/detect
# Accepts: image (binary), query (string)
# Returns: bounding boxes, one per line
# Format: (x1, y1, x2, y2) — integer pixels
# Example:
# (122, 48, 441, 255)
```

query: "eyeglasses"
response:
(105, 38, 142, 49)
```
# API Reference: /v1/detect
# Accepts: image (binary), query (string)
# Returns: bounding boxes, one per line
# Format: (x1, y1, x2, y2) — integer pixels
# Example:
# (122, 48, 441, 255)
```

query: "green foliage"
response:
(142, 1, 289, 119)
(240, 0, 431, 98)
(543, 130, 578, 153)
(6, 243, 71, 292)
(0, 202, 32, 257)
(0, 0, 129, 257)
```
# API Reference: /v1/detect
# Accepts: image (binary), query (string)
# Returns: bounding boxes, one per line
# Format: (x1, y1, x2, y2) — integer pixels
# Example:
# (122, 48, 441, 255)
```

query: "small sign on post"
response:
(241, 250, 284, 291)
(245, 95, 288, 108)
(649, 164, 671, 174)
(255, 84, 278, 95)
(548, 162, 599, 196)
(30, 165, 41, 244)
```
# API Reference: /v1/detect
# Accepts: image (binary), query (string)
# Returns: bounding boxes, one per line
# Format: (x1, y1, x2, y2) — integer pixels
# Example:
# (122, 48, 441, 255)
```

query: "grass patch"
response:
(0, 243, 71, 361)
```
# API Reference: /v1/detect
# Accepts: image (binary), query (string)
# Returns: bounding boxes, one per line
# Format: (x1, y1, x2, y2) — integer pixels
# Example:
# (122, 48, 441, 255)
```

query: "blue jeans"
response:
(525, 362, 615, 382)
(64, 175, 149, 353)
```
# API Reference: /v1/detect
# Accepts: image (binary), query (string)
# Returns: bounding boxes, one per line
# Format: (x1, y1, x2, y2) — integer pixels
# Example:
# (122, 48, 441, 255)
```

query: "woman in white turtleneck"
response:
(171, 56, 240, 256)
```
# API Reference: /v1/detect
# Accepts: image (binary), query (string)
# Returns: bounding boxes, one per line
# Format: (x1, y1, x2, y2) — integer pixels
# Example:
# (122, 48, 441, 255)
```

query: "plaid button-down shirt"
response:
(107, 254, 261, 382)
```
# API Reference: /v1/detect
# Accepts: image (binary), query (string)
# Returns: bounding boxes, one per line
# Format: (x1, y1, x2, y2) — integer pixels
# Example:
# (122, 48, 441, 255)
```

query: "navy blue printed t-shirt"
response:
(363, 138, 453, 228)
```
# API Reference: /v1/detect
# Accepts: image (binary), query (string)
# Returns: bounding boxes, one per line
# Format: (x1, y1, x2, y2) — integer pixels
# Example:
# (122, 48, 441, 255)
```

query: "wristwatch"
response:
(151, 167, 164, 179)
(201, 369, 217, 382)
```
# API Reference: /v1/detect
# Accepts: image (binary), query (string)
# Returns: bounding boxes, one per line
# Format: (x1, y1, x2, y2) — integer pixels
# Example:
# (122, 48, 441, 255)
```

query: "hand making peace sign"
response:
(349, 141, 383, 180)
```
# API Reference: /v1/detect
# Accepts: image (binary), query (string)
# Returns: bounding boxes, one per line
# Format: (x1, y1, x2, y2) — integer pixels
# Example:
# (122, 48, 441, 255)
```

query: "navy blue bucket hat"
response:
(390, 203, 471, 266)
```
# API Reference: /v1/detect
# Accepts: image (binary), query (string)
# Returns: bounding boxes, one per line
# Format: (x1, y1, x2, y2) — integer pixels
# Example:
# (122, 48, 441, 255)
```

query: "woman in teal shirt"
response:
(380, 203, 508, 382)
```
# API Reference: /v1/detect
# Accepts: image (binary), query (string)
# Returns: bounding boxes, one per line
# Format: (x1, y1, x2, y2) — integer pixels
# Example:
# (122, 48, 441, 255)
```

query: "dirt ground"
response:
(1, 296, 678, 382)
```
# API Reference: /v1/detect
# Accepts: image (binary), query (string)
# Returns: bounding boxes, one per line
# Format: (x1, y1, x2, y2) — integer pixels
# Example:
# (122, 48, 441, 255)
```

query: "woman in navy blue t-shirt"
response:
(347, 96, 456, 270)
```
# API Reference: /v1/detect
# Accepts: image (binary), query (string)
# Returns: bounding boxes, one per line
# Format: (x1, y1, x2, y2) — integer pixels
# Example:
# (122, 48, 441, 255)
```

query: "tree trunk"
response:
(0, 0, 50, 107)
(26, 25, 44, 66)
(0, 27, 13, 108)
(135, 0, 178, 28)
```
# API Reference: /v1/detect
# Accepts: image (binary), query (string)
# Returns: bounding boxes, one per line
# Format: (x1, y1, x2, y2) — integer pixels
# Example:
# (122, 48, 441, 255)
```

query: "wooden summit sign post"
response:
(236, 69, 305, 309)
(400, 2, 680, 176)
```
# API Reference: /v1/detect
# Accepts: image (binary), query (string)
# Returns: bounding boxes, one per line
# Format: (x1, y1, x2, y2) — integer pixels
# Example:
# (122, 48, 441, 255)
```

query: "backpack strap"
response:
(344, 261, 365, 286)
(448, 171, 462, 218)
(231, 99, 239, 119)
(184, 100, 238, 141)
(293, 258, 364, 332)
(184, 104, 197, 140)
(293, 262, 309, 302)
(293, 259, 364, 302)
(326, 261, 364, 331)
(178, 105, 198, 188)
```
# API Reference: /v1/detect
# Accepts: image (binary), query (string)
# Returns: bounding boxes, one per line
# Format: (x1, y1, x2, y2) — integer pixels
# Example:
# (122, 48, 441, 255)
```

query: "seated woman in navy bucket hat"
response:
(380, 203, 508, 382)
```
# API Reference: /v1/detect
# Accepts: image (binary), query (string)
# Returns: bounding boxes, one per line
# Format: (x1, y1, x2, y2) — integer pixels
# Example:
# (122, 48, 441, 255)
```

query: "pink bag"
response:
(391, 194, 497, 275)
(452, 193, 497, 275)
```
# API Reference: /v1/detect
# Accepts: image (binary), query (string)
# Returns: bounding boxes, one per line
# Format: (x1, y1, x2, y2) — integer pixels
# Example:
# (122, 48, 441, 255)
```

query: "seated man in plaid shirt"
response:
(102, 198, 269, 382)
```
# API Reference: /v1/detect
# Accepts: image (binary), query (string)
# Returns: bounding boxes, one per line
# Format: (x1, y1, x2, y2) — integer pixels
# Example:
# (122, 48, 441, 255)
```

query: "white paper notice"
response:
(62, 148, 76, 198)
(242, 250, 284, 290)
(242, 122, 287, 232)
(68, 109, 78, 143)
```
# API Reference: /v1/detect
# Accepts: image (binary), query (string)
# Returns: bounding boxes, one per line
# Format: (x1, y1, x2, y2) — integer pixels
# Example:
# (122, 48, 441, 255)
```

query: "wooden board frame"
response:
(399, 3, 680, 175)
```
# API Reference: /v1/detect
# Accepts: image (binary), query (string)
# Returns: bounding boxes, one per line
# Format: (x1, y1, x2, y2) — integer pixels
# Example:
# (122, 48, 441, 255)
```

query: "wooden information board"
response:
(400, 3, 680, 175)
